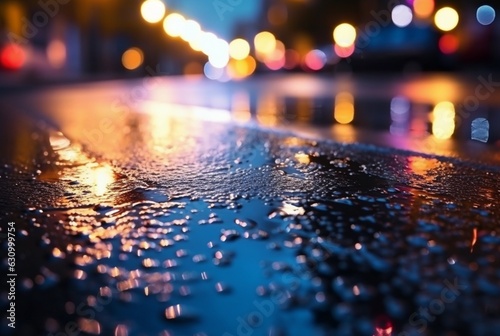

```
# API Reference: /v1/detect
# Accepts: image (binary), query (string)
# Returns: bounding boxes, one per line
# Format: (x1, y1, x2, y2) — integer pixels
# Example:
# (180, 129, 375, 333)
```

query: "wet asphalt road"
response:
(1, 75, 500, 336)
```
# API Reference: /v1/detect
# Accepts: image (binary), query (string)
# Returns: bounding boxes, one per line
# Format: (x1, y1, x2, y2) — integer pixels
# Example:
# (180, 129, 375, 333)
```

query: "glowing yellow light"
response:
(254, 31, 276, 55)
(434, 7, 459, 32)
(141, 0, 166, 24)
(295, 153, 310, 164)
(229, 38, 250, 60)
(189, 37, 203, 52)
(333, 23, 357, 48)
(163, 13, 186, 37)
(57, 147, 80, 162)
(334, 92, 355, 124)
(121, 47, 143, 70)
(414, 0, 434, 19)
(93, 165, 115, 196)
(227, 56, 256, 80)
(408, 157, 440, 180)
(433, 101, 455, 119)
(432, 101, 455, 139)
(70, 163, 116, 197)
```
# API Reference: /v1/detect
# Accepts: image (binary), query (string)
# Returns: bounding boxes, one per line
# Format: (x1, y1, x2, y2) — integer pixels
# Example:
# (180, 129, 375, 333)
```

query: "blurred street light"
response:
(434, 7, 459, 32)
(163, 13, 186, 37)
(335, 92, 355, 125)
(333, 23, 356, 48)
(141, 0, 166, 24)
(432, 101, 455, 139)
(304, 49, 326, 71)
(476, 5, 496, 26)
(392, 5, 413, 28)
(0, 44, 25, 70)
(254, 31, 277, 55)
(122, 47, 144, 70)
(413, 0, 434, 19)
(229, 39, 251, 60)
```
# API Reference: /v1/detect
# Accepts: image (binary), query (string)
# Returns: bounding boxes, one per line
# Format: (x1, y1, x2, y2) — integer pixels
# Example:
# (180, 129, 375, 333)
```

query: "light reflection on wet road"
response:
(1, 75, 500, 336)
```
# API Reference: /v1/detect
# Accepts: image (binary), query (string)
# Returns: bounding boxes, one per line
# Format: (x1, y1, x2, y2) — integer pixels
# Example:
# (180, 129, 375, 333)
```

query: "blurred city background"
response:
(0, 0, 499, 82)
(1, 0, 499, 148)
(1, 3, 500, 335)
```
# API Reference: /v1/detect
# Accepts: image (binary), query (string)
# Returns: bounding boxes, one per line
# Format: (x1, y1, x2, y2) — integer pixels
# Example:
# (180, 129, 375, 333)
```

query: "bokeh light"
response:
(439, 34, 459, 54)
(476, 5, 496, 26)
(333, 23, 357, 48)
(229, 39, 251, 60)
(391, 96, 410, 122)
(140, 0, 166, 24)
(208, 39, 230, 68)
(203, 62, 224, 80)
(304, 49, 327, 71)
(392, 5, 413, 28)
(390, 96, 410, 135)
(265, 57, 286, 71)
(46, 39, 66, 68)
(180, 20, 201, 42)
(334, 44, 355, 58)
(263, 40, 286, 70)
(162, 11, 232, 70)
(199, 32, 219, 55)
(91, 165, 115, 197)
(432, 101, 455, 139)
(121, 47, 144, 70)
(334, 92, 355, 124)
(163, 13, 186, 37)
(413, 0, 434, 19)
(254, 31, 277, 55)
(434, 7, 459, 32)
(227, 56, 257, 80)
(0, 44, 25, 70)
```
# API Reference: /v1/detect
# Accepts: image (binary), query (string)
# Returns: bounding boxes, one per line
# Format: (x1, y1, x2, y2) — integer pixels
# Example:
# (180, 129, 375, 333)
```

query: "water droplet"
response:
(49, 131, 71, 150)
(142, 258, 160, 268)
(215, 282, 232, 294)
(234, 218, 257, 229)
(78, 318, 101, 335)
(164, 304, 198, 322)
(192, 254, 207, 263)
(220, 229, 240, 242)
(114, 324, 129, 336)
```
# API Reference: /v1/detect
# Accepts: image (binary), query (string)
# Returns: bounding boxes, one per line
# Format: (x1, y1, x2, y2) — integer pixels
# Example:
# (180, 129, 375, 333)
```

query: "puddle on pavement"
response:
(1, 110, 499, 336)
